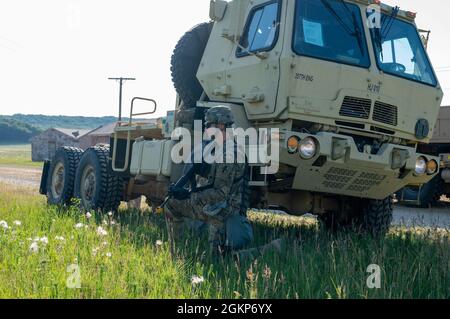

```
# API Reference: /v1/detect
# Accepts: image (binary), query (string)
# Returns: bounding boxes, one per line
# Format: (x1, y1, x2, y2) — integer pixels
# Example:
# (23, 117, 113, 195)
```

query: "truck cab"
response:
(197, 0, 442, 202)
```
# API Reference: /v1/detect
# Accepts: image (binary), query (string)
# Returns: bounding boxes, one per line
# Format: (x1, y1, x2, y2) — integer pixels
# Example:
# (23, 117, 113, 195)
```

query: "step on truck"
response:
(40, 0, 443, 236)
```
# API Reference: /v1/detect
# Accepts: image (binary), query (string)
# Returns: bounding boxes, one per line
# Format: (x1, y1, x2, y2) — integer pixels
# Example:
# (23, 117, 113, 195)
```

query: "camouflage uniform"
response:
(165, 106, 253, 253)
(166, 143, 251, 251)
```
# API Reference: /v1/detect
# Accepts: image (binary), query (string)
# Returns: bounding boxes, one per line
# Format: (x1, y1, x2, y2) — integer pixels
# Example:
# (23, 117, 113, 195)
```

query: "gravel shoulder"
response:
(0, 165, 42, 189)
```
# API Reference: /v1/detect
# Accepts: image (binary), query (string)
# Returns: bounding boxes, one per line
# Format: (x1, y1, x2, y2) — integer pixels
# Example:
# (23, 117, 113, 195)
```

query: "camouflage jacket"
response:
(191, 141, 247, 220)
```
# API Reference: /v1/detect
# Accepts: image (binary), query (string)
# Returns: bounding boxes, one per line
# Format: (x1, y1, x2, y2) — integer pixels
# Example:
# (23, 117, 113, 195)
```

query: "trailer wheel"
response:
(171, 22, 213, 108)
(397, 175, 445, 207)
(46, 147, 84, 206)
(74, 145, 122, 212)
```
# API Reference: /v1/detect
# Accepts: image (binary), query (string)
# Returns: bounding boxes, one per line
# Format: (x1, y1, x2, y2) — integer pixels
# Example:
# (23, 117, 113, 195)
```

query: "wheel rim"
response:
(80, 165, 96, 205)
(51, 162, 65, 200)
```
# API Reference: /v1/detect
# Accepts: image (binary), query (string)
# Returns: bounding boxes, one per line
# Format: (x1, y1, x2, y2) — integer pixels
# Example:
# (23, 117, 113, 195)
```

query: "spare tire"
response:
(171, 22, 213, 109)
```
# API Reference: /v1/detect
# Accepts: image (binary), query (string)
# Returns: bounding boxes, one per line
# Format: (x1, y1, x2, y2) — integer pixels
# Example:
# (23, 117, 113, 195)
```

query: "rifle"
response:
(156, 163, 196, 260)
(157, 141, 212, 258)
(158, 163, 196, 211)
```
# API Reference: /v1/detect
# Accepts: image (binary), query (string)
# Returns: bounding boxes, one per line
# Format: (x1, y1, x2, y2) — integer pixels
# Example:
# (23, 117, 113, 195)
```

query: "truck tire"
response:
(74, 145, 122, 212)
(46, 147, 84, 206)
(171, 22, 213, 108)
(319, 196, 393, 237)
(360, 196, 393, 237)
(318, 196, 363, 232)
(397, 175, 445, 208)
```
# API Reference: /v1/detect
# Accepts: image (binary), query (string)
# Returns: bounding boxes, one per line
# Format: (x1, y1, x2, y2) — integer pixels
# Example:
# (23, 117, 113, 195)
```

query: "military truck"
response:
(40, 0, 443, 236)
(397, 106, 450, 207)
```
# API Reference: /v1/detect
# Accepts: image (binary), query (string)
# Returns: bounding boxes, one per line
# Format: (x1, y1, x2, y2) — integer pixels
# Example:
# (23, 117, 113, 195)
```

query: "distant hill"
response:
(0, 114, 121, 144)
(0, 118, 42, 144)
(1, 114, 119, 130)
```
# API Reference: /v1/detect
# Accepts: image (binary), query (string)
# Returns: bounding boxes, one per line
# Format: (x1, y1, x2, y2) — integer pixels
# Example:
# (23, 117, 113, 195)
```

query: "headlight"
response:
(299, 137, 318, 159)
(427, 160, 438, 175)
(415, 157, 427, 175)
(287, 136, 300, 154)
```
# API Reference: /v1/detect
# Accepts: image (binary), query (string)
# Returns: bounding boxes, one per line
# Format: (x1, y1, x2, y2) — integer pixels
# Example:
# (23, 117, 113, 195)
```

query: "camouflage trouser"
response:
(165, 198, 227, 250)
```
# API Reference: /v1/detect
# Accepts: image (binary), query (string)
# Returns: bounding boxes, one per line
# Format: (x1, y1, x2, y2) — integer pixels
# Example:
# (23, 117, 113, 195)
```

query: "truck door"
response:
(226, 0, 285, 116)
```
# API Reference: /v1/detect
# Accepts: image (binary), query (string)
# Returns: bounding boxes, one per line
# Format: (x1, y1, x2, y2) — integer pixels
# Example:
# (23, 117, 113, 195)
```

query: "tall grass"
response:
(0, 183, 448, 299)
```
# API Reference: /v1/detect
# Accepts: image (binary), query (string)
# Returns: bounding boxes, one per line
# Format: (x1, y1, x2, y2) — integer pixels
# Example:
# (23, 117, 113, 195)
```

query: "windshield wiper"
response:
(382, 6, 400, 39)
(320, 0, 364, 54)
(375, 6, 400, 58)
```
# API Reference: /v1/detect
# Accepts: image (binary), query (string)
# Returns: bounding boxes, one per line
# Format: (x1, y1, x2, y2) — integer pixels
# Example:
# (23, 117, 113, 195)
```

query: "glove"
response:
(168, 184, 190, 201)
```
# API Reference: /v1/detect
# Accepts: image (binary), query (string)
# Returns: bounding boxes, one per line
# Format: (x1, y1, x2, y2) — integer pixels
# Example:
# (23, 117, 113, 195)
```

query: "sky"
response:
(0, 0, 449, 118)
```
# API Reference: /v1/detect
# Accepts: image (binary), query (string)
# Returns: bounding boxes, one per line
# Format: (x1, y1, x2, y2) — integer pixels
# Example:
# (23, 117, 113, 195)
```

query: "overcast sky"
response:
(0, 0, 448, 118)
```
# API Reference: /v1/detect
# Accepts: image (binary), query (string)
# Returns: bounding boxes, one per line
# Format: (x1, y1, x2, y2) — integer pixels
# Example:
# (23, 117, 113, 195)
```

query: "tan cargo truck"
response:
(40, 0, 443, 236)
(397, 106, 450, 206)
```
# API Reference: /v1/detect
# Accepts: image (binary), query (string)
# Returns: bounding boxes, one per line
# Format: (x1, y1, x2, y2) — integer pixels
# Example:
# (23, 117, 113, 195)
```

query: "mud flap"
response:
(39, 161, 51, 195)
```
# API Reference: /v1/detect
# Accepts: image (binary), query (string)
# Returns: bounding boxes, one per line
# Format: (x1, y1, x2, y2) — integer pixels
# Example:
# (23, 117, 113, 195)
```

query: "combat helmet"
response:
(205, 106, 235, 128)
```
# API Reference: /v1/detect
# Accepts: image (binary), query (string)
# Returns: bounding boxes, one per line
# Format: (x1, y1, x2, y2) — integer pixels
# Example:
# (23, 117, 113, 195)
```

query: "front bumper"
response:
(280, 131, 439, 200)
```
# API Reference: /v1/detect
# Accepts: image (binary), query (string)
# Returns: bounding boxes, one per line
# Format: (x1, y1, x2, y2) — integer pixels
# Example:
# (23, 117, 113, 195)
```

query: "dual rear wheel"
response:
(46, 145, 122, 212)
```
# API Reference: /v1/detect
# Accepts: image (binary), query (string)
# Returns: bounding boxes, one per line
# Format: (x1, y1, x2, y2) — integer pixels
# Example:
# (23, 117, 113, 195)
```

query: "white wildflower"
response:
(29, 242, 39, 253)
(105, 252, 112, 258)
(108, 212, 113, 217)
(13, 220, 22, 226)
(86, 212, 92, 219)
(40, 237, 49, 245)
(55, 236, 65, 242)
(75, 223, 85, 229)
(0, 220, 9, 230)
(156, 240, 163, 247)
(96, 226, 108, 237)
(191, 275, 205, 286)
(110, 220, 116, 226)
(92, 247, 100, 257)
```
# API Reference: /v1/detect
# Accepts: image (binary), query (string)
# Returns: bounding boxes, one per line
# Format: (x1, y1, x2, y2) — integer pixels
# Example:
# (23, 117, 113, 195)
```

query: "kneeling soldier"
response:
(165, 106, 253, 255)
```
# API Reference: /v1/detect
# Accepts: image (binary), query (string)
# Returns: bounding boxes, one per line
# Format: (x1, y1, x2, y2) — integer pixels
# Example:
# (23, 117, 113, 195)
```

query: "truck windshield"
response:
(370, 14, 437, 86)
(293, 0, 370, 68)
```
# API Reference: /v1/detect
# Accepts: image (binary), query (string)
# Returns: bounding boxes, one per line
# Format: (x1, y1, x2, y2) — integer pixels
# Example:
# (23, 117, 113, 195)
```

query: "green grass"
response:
(0, 183, 448, 299)
(0, 144, 42, 168)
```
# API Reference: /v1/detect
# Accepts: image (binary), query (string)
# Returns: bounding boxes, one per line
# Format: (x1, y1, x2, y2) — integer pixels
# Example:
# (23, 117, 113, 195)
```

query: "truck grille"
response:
(373, 101, 398, 126)
(339, 96, 371, 120)
(322, 168, 387, 193)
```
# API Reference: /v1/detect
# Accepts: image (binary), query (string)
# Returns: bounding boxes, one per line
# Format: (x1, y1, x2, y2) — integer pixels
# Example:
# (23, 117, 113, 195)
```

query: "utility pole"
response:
(108, 77, 136, 121)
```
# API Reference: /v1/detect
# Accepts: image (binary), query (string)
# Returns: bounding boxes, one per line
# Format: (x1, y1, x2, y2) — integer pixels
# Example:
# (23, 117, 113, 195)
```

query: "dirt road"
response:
(0, 165, 41, 189)
(1, 165, 449, 229)
(392, 205, 450, 229)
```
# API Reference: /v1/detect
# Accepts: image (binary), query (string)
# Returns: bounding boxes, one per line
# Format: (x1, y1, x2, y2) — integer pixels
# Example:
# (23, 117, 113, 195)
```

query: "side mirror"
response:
(210, 0, 228, 22)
